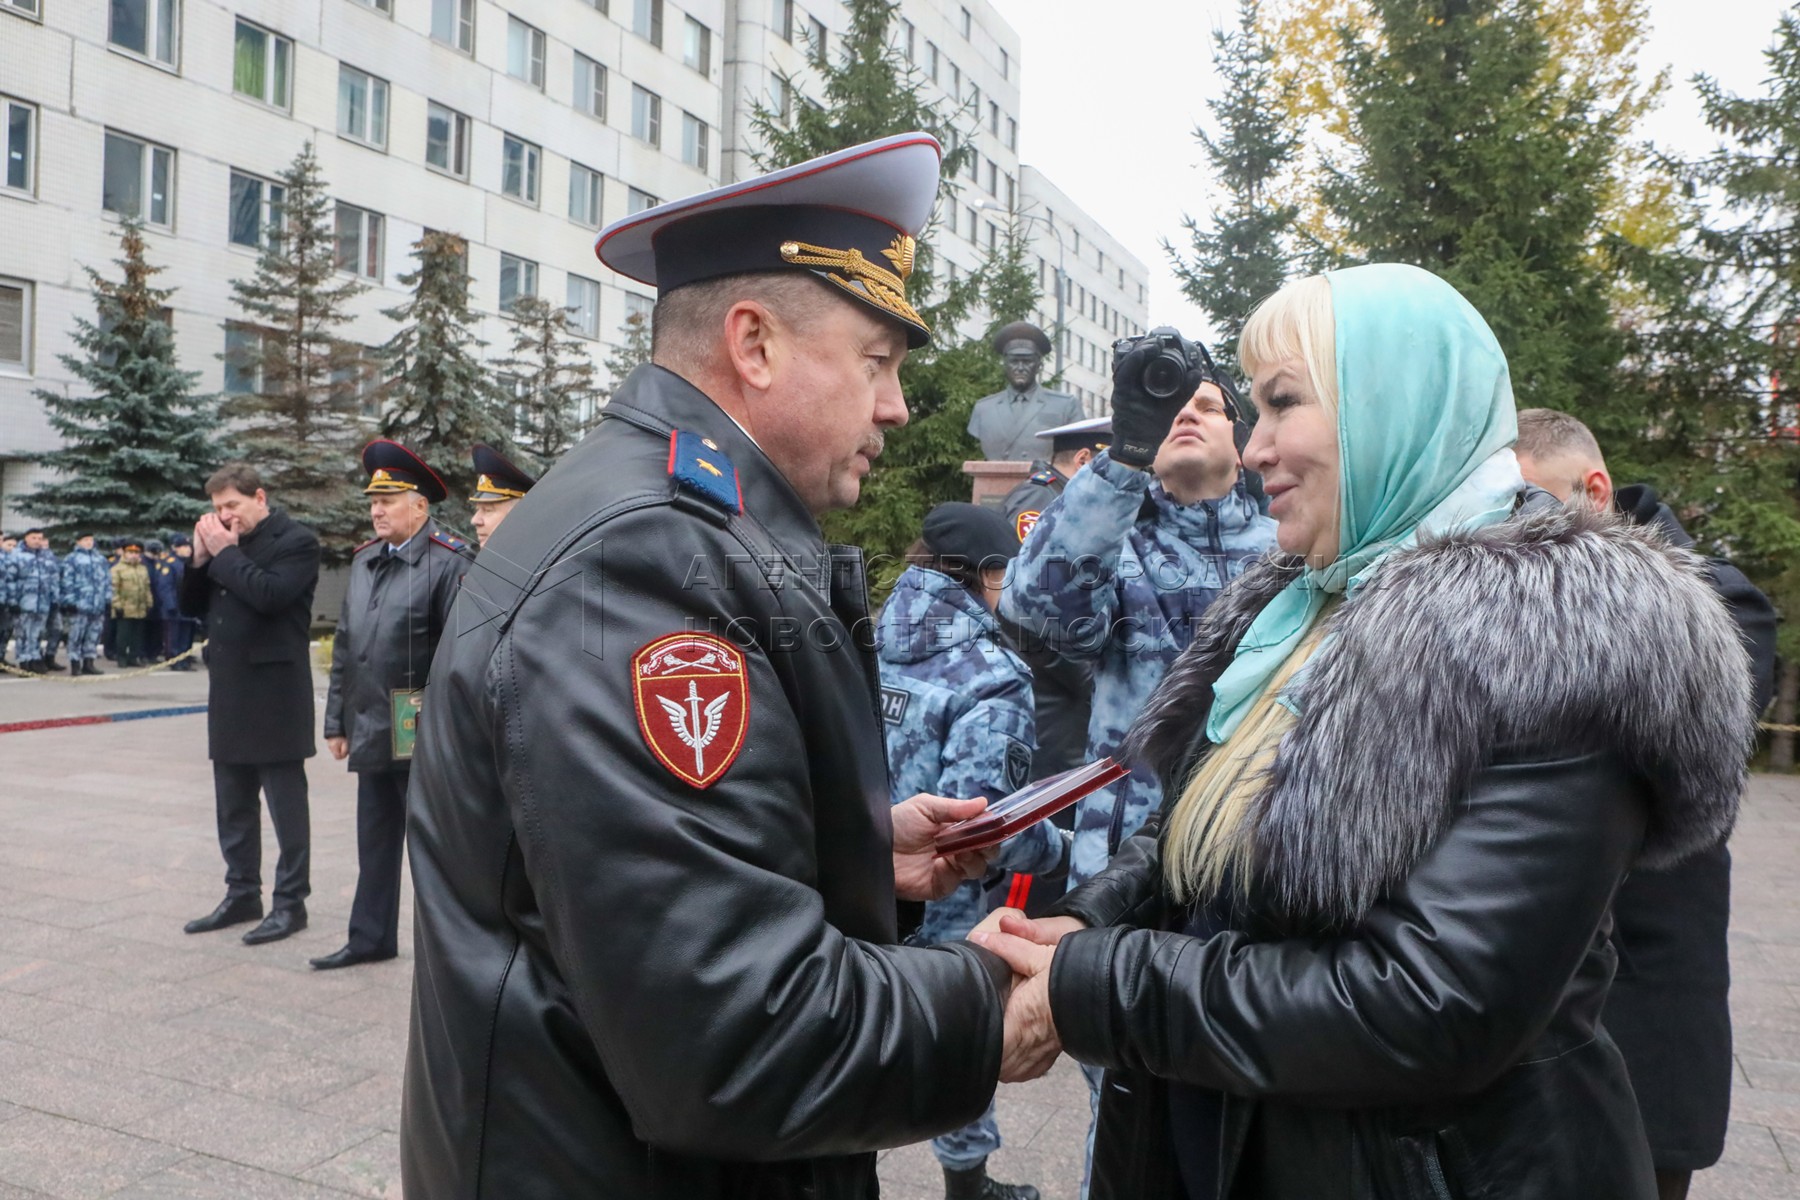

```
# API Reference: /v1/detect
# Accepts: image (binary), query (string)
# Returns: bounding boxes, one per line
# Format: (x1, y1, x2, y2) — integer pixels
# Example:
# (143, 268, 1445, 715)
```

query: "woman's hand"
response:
(971, 908, 1088, 946)
(973, 923, 1064, 1082)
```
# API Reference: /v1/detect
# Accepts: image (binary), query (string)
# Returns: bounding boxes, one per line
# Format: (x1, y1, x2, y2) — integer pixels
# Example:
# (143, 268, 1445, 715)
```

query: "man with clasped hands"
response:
(401, 135, 1018, 1199)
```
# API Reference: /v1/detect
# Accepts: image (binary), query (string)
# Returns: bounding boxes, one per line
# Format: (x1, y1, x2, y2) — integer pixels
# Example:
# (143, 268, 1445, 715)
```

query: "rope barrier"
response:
(1759, 722, 1800, 734)
(0, 640, 207, 683)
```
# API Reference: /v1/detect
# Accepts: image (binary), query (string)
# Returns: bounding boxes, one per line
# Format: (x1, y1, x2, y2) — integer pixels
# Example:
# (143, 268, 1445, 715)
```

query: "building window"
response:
(627, 186, 657, 213)
(507, 17, 545, 88)
(632, 0, 662, 47)
(501, 134, 541, 204)
(989, 101, 999, 136)
(222, 322, 261, 393)
(1001, 48, 1009, 79)
(574, 54, 607, 119)
(569, 162, 602, 226)
(807, 16, 826, 65)
(965, 205, 976, 242)
(351, 0, 391, 13)
(949, 63, 960, 98)
(681, 113, 708, 172)
(0, 279, 29, 371)
(985, 158, 996, 196)
(2, 98, 34, 195)
(3, 0, 41, 18)
(770, 77, 792, 123)
(102, 131, 173, 226)
(926, 41, 938, 83)
(337, 65, 388, 148)
(110, 0, 178, 65)
(232, 20, 290, 107)
(683, 16, 710, 74)
(1005, 173, 1015, 210)
(334, 202, 383, 279)
(430, 0, 472, 52)
(960, 6, 971, 38)
(899, 17, 914, 61)
(771, 0, 792, 42)
(1006, 116, 1017, 151)
(631, 86, 661, 147)
(624, 290, 653, 329)
(987, 222, 997, 251)
(964, 153, 976, 183)
(499, 252, 537, 312)
(567, 274, 600, 338)
(426, 102, 469, 177)
(228, 170, 284, 248)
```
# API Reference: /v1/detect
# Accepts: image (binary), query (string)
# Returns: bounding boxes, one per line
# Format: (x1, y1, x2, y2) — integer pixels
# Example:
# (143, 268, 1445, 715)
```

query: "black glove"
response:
(1108, 343, 1204, 469)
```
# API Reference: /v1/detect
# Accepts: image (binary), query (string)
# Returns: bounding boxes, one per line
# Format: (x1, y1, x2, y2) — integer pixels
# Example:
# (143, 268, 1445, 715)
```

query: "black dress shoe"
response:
(309, 945, 397, 971)
(241, 906, 307, 945)
(183, 893, 263, 934)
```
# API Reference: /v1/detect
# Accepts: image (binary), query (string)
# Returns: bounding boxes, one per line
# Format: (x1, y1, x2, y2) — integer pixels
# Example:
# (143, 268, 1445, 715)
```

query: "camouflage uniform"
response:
(1001, 463, 1094, 780)
(59, 545, 113, 664)
(876, 563, 1065, 1173)
(11, 546, 62, 665)
(999, 450, 1278, 889)
(0, 551, 17, 663)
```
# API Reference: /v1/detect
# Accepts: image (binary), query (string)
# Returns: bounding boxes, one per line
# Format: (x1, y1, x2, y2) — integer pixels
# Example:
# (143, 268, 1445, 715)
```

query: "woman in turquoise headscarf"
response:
(970, 265, 1756, 1200)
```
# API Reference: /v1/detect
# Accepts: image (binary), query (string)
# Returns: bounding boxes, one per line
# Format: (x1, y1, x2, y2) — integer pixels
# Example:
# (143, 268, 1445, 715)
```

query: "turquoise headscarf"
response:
(1206, 263, 1523, 743)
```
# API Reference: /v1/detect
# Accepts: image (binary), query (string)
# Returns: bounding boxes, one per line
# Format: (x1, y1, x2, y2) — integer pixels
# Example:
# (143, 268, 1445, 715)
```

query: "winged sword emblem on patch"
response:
(632, 632, 750, 788)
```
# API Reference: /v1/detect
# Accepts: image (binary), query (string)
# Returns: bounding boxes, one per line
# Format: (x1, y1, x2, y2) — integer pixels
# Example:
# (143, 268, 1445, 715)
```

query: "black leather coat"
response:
(323, 520, 468, 773)
(1046, 500, 1753, 1200)
(401, 365, 1010, 1199)
(178, 508, 320, 764)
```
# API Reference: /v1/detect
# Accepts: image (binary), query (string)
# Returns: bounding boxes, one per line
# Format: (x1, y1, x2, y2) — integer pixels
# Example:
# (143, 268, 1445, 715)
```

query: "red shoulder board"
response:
(632, 632, 750, 789)
(354, 537, 381, 553)
(430, 532, 469, 553)
(1015, 510, 1042, 542)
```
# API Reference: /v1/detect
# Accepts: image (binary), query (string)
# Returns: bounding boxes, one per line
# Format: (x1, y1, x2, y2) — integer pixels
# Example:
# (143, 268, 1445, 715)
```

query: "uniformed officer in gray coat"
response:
(317, 440, 471, 970)
(967, 322, 1085, 462)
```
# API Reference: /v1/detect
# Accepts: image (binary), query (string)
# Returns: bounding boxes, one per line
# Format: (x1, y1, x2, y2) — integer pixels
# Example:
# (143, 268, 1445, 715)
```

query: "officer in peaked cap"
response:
(403, 134, 1019, 1199)
(467, 443, 537, 549)
(315, 439, 470, 972)
(968, 320, 1085, 462)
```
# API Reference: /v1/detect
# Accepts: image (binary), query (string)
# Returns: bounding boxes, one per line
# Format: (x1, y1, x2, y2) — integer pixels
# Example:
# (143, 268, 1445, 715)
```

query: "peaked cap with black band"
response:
(361, 439, 448, 504)
(469, 444, 538, 503)
(593, 133, 942, 348)
(1035, 416, 1111, 456)
(992, 320, 1053, 356)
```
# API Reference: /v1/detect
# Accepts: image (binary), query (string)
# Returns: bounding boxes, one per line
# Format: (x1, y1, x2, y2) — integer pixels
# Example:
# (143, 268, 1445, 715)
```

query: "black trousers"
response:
(348, 767, 409, 956)
(213, 760, 311, 910)
(114, 617, 146, 666)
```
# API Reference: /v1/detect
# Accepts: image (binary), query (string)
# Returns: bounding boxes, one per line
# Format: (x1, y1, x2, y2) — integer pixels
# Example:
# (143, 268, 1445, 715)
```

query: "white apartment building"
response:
(0, 0, 1143, 520)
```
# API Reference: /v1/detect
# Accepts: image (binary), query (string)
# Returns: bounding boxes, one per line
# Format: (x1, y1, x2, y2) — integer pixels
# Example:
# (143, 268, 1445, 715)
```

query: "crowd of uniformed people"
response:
(0, 527, 198, 674)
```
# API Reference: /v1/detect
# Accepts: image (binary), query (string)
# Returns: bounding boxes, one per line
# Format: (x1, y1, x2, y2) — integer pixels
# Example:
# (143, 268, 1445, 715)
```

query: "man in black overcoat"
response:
(1518, 409, 1777, 1200)
(179, 462, 322, 946)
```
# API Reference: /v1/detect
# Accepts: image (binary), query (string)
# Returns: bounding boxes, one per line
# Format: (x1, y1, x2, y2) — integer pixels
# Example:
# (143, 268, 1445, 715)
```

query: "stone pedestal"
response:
(963, 460, 1034, 509)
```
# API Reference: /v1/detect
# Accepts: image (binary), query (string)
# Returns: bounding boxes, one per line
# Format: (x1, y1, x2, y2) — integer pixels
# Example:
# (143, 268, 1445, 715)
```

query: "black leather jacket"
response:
(401, 365, 1010, 1199)
(323, 519, 469, 772)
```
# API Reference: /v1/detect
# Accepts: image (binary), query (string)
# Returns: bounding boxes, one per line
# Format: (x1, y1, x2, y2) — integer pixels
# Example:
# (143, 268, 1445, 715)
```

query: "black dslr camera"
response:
(1112, 327, 1212, 400)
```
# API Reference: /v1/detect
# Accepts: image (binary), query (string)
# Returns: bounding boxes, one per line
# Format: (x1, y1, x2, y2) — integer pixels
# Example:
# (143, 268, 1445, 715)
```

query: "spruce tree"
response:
(494, 295, 600, 468)
(1167, 0, 1298, 374)
(26, 221, 222, 536)
(601, 309, 655, 402)
(983, 216, 1042, 334)
(222, 142, 368, 559)
(377, 230, 511, 498)
(1316, 0, 1623, 413)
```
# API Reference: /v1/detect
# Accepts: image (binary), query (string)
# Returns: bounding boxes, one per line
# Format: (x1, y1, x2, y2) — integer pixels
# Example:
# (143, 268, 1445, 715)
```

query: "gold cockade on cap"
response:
(779, 234, 928, 333)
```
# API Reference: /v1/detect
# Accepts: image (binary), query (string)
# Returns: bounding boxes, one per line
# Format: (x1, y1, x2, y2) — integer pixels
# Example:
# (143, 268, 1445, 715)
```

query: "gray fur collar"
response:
(1124, 501, 1754, 928)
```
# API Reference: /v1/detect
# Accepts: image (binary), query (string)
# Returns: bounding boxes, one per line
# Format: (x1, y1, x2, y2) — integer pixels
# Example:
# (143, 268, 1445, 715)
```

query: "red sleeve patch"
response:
(631, 632, 750, 789)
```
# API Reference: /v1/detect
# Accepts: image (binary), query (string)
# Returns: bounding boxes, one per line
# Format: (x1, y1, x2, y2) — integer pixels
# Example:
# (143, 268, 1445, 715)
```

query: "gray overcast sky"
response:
(984, 0, 1791, 342)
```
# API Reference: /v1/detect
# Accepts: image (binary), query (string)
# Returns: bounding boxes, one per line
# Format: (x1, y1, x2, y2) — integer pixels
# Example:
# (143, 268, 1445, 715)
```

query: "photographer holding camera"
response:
(1000, 329, 1276, 892)
(998, 329, 1276, 1196)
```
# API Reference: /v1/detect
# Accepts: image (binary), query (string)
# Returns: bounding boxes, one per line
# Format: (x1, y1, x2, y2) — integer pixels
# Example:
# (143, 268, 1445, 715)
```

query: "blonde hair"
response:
(1162, 274, 1342, 904)
(1238, 274, 1339, 420)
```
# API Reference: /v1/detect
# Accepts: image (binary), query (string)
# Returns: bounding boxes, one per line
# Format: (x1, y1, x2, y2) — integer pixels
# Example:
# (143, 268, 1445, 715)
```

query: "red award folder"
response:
(933, 758, 1132, 856)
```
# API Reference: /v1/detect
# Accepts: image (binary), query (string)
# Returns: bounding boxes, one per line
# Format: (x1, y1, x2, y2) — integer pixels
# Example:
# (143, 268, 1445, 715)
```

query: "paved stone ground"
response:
(0, 666, 1792, 1198)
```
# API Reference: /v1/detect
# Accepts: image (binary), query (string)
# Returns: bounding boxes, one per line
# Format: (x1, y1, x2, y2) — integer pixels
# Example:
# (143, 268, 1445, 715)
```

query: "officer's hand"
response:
(1109, 343, 1204, 470)
(190, 520, 213, 566)
(892, 793, 990, 902)
(327, 736, 349, 761)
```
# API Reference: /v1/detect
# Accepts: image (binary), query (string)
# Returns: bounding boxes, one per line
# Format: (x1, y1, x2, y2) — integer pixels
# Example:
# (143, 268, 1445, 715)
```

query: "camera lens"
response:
(1142, 355, 1185, 400)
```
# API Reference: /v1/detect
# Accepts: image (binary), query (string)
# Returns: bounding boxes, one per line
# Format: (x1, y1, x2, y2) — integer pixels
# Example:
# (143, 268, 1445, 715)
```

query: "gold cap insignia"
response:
(780, 234, 927, 334)
(372, 469, 392, 482)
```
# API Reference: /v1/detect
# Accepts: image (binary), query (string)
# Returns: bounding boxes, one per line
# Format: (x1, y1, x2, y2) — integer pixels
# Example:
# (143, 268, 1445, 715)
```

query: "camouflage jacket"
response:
(877, 565, 1063, 944)
(110, 561, 152, 619)
(59, 547, 113, 615)
(11, 547, 61, 614)
(999, 450, 1278, 887)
